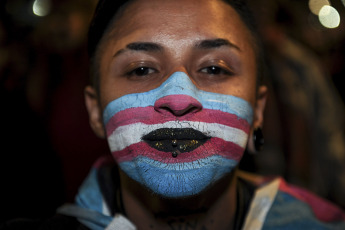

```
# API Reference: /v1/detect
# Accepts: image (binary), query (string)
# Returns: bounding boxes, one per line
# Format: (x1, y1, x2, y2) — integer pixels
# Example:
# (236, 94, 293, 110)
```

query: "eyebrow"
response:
(114, 38, 240, 57)
(114, 42, 163, 57)
(194, 38, 241, 51)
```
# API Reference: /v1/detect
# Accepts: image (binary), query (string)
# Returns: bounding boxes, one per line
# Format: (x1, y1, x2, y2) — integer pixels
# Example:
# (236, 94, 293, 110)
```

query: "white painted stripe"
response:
(242, 178, 280, 230)
(107, 121, 248, 152)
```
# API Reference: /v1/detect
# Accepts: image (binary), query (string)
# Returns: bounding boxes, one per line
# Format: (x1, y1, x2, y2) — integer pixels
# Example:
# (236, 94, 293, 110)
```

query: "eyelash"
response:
(126, 66, 157, 77)
(199, 65, 233, 75)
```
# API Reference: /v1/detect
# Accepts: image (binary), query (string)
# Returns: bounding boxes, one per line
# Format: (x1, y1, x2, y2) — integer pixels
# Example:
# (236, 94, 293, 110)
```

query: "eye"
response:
(127, 66, 157, 77)
(199, 66, 232, 75)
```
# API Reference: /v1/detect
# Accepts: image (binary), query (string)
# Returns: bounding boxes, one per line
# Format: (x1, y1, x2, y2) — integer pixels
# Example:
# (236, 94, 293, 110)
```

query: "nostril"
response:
(157, 104, 201, 116)
(173, 104, 201, 116)
(154, 95, 202, 116)
(157, 105, 176, 115)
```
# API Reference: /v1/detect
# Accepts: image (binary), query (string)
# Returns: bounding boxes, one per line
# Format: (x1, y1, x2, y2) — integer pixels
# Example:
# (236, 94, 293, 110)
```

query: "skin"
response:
(85, 0, 267, 229)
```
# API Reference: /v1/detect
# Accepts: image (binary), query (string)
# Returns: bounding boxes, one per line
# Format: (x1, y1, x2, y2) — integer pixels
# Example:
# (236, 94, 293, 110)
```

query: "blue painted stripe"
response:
(103, 72, 253, 124)
(75, 168, 106, 215)
(119, 155, 238, 198)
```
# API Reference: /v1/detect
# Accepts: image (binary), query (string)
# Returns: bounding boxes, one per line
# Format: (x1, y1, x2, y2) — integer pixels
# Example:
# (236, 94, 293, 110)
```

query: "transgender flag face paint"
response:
(103, 72, 253, 198)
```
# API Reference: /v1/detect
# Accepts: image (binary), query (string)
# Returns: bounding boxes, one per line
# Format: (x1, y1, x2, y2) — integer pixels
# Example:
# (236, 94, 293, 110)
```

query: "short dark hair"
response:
(223, 0, 266, 88)
(88, 0, 266, 91)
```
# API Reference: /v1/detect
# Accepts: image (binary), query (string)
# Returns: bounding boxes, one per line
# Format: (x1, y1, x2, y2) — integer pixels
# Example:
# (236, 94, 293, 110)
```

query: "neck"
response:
(120, 170, 238, 230)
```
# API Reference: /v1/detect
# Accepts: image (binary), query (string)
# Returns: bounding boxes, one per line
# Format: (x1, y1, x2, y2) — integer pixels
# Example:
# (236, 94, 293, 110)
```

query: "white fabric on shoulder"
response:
(105, 214, 137, 230)
(242, 178, 280, 230)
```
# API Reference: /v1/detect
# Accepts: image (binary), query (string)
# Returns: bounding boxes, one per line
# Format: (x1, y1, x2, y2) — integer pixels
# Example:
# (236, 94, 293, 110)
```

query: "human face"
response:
(86, 0, 266, 198)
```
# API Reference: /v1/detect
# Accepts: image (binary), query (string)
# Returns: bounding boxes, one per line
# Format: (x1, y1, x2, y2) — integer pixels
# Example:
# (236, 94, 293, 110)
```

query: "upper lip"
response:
(142, 128, 210, 153)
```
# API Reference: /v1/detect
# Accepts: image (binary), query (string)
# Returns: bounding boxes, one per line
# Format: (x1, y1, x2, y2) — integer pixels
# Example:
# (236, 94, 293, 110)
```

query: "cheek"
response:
(199, 71, 257, 106)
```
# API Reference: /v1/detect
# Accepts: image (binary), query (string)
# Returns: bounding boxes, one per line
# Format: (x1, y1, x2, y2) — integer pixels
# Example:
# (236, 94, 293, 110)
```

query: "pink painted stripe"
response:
(112, 137, 244, 164)
(106, 107, 250, 137)
(279, 179, 345, 222)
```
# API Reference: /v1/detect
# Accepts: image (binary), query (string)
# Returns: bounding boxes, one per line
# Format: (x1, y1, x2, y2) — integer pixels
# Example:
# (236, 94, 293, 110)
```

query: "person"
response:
(2, 0, 344, 229)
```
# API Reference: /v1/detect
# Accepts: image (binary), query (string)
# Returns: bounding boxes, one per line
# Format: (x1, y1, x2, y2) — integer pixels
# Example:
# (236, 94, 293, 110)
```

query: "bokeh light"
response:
(318, 5, 341, 29)
(308, 0, 330, 15)
(32, 0, 51, 17)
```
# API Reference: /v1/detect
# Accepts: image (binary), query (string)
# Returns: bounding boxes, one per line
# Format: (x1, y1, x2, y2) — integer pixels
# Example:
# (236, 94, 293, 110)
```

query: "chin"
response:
(119, 155, 238, 199)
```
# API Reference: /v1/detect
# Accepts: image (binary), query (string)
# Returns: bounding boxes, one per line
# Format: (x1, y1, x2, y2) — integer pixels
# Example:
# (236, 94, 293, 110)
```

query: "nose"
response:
(154, 95, 202, 116)
(153, 72, 203, 116)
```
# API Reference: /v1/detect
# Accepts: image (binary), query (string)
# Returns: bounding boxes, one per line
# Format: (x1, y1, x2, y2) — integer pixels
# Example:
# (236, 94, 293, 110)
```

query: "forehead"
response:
(103, 0, 253, 53)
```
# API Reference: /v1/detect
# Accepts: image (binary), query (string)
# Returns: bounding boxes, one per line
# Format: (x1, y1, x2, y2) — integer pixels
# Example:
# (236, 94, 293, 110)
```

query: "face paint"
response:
(103, 72, 253, 198)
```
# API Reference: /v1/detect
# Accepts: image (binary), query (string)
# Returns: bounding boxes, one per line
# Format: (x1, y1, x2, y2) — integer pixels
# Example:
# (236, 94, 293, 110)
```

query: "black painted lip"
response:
(142, 128, 210, 153)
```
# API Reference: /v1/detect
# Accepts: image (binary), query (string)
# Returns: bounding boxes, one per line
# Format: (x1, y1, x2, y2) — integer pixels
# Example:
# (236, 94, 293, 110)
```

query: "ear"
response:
(84, 86, 106, 139)
(248, 85, 268, 153)
(253, 85, 268, 129)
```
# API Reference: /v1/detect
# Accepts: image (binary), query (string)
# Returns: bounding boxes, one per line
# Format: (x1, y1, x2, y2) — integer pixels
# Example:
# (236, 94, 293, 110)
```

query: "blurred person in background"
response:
(246, 0, 345, 208)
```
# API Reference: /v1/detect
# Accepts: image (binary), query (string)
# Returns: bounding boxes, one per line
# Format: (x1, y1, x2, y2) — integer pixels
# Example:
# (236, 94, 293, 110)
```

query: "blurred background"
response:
(0, 0, 344, 223)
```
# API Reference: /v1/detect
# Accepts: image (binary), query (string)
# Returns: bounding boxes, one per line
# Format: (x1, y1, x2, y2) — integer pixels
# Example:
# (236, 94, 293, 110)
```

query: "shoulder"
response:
(264, 178, 345, 229)
(238, 172, 345, 229)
